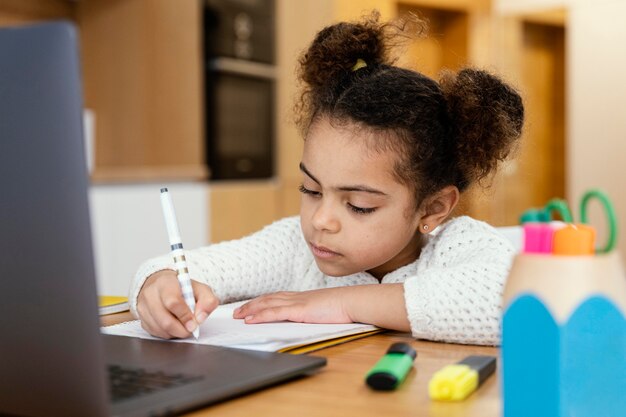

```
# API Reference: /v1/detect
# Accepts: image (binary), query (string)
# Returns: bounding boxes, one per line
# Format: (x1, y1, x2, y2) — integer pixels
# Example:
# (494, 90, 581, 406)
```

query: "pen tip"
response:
(193, 328, 200, 339)
(160, 187, 168, 193)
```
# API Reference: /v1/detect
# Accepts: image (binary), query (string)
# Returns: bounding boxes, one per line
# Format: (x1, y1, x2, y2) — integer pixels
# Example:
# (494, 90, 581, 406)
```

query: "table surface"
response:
(102, 312, 501, 417)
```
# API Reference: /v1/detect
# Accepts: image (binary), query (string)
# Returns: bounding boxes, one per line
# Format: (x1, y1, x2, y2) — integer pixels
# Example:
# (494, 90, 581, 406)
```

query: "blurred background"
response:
(1, 0, 624, 295)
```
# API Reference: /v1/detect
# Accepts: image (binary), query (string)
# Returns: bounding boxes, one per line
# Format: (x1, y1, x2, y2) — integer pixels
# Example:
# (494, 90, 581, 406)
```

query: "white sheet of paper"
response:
(101, 301, 378, 352)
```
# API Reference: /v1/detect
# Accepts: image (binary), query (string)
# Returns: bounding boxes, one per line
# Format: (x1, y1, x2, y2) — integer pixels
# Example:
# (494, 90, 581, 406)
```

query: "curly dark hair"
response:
(295, 11, 524, 205)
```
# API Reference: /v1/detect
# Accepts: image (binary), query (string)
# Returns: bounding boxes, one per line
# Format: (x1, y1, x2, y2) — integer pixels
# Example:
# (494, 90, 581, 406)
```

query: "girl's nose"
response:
(311, 202, 340, 233)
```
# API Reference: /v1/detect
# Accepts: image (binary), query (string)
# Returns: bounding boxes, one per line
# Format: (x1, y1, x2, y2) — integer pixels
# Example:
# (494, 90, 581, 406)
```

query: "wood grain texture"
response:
(0, 0, 73, 25)
(209, 180, 279, 242)
(77, 0, 204, 177)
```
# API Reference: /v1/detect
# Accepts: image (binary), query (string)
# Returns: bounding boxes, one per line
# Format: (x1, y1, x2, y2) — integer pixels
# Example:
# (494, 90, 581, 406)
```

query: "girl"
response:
(131, 13, 524, 346)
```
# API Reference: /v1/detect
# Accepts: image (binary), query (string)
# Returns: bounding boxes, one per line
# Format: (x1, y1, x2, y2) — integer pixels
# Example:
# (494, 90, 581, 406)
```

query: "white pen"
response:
(160, 187, 199, 339)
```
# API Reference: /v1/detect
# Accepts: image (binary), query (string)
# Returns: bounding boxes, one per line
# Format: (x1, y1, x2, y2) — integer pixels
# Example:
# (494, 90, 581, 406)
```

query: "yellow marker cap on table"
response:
(429, 364, 478, 401)
(429, 356, 496, 401)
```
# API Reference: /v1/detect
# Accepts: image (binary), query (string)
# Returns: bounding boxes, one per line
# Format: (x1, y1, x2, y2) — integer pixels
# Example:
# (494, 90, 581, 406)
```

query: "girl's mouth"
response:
(310, 243, 341, 259)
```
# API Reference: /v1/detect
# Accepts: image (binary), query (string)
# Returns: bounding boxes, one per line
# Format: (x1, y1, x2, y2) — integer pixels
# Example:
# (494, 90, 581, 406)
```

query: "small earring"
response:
(422, 224, 429, 231)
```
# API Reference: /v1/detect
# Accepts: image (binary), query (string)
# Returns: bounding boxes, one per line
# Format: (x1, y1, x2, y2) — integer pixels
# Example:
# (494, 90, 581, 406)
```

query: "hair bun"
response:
(440, 68, 524, 187)
(299, 14, 386, 92)
(295, 11, 427, 131)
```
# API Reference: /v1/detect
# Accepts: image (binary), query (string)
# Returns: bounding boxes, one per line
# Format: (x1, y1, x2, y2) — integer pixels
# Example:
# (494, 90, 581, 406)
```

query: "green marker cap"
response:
(519, 208, 550, 224)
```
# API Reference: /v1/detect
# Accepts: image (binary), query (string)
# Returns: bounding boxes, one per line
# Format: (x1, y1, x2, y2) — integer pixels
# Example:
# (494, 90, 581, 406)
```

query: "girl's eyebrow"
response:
(299, 162, 388, 196)
(299, 162, 320, 184)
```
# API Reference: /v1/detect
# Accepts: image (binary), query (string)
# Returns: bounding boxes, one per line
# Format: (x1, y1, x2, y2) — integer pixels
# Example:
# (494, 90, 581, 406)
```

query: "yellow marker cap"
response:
(429, 356, 496, 401)
(429, 364, 478, 401)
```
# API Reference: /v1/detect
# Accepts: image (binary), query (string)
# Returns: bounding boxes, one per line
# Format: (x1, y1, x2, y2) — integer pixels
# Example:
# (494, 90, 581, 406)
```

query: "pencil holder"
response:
(501, 252, 626, 417)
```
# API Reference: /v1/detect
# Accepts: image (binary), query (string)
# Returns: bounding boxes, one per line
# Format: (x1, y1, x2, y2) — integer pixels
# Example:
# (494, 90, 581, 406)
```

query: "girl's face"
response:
(299, 118, 423, 280)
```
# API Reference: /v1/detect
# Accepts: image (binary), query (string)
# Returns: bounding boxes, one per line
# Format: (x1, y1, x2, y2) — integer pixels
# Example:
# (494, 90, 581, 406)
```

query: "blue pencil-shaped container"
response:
(501, 252, 626, 417)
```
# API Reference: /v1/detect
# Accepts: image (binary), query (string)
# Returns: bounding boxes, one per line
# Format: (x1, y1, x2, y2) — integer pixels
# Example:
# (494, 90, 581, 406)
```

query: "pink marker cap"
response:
(523, 224, 556, 254)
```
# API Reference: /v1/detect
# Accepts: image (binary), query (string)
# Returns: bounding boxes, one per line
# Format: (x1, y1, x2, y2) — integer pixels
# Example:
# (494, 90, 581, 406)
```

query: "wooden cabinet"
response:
(0, 0, 73, 25)
(470, 12, 566, 226)
(0, 0, 207, 182)
(77, 0, 207, 182)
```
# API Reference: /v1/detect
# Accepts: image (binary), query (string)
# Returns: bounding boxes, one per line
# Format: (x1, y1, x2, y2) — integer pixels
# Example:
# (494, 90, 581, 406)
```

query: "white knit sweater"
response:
(130, 216, 515, 345)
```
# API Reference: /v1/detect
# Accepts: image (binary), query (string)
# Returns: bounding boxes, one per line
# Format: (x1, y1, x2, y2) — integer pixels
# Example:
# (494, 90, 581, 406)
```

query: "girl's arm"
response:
(234, 258, 508, 345)
(401, 219, 515, 346)
(402, 262, 509, 345)
(234, 284, 411, 331)
(129, 216, 308, 315)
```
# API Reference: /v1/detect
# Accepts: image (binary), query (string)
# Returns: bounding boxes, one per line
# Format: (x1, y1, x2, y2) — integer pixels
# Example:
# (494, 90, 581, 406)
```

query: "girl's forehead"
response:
(306, 117, 402, 153)
(306, 118, 400, 155)
(302, 121, 402, 185)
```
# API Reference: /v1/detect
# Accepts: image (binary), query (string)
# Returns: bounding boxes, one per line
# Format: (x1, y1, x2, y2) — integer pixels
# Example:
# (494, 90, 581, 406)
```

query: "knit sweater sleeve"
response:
(128, 216, 308, 316)
(403, 217, 515, 346)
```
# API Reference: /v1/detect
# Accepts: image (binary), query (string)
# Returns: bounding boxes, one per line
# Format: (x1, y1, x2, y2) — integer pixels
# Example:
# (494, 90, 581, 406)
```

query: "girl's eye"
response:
(299, 184, 376, 214)
(348, 203, 377, 215)
(298, 184, 321, 197)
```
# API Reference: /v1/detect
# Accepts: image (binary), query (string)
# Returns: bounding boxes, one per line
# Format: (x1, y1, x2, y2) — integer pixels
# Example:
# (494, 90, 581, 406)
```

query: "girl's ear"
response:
(418, 185, 460, 233)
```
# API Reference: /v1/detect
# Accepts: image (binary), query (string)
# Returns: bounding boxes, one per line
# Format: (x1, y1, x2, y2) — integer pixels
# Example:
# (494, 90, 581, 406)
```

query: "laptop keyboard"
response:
(108, 365, 203, 402)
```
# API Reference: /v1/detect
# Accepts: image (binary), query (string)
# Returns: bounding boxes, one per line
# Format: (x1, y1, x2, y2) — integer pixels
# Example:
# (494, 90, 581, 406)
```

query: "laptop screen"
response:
(0, 21, 110, 416)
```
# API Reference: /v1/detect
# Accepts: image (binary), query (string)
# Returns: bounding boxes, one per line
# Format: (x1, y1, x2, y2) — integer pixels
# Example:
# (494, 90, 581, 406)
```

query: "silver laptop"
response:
(0, 21, 325, 417)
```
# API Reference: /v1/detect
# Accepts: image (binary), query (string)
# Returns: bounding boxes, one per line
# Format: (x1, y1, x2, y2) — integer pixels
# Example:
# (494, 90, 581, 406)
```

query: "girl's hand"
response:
(233, 284, 411, 332)
(232, 288, 353, 324)
(136, 270, 219, 339)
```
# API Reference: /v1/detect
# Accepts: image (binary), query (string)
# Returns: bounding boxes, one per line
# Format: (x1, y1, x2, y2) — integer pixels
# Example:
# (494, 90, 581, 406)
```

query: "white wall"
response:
(568, 0, 626, 259)
(88, 182, 209, 296)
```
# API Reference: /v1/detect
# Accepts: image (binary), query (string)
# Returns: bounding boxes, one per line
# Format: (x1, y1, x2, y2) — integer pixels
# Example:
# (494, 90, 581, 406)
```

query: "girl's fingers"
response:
(192, 280, 219, 323)
(244, 306, 292, 324)
(137, 302, 171, 339)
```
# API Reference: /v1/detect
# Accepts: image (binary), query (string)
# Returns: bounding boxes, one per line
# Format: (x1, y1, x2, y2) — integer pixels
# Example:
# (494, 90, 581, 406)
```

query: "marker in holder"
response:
(523, 223, 556, 254)
(507, 190, 624, 416)
(552, 224, 595, 255)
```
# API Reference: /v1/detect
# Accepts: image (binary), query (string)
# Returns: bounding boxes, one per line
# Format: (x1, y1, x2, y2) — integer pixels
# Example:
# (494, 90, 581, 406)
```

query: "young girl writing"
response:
(130, 13, 524, 346)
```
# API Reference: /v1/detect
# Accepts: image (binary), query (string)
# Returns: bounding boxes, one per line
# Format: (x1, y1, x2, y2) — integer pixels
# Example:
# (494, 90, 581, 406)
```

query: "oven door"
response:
(206, 58, 274, 180)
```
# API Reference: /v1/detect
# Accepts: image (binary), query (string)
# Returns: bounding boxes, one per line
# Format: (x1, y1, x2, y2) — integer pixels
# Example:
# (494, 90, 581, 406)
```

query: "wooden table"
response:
(102, 312, 501, 417)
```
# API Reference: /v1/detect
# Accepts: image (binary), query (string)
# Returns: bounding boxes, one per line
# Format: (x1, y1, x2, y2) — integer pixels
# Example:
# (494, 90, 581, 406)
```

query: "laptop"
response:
(0, 21, 326, 417)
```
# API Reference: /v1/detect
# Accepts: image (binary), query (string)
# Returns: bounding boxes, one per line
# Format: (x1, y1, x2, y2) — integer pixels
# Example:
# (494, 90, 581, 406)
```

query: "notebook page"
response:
(102, 301, 378, 352)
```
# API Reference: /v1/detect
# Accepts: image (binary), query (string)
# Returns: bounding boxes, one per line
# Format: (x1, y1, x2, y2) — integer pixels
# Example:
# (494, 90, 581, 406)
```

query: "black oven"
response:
(204, 0, 275, 180)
